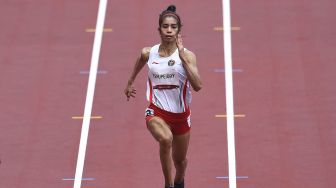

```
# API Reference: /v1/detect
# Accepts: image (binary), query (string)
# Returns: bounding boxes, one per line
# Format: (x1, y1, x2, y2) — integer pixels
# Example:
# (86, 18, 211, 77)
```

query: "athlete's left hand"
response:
(176, 34, 184, 52)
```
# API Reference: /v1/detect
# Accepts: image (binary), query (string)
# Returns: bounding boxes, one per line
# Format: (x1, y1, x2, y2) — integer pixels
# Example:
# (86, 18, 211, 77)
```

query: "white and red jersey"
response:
(146, 44, 192, 113)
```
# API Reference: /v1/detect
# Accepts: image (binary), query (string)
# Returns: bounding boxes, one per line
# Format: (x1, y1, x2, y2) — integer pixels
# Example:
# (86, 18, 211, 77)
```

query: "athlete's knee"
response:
(159, 135, 173, 148)
(174, 157, 188, 168)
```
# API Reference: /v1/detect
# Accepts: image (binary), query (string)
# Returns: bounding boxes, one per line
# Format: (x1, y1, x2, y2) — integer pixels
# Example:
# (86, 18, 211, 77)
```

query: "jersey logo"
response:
(168, 59, 175, 66)
(145, 108, 154, 117)
(152, 61, 159, 64)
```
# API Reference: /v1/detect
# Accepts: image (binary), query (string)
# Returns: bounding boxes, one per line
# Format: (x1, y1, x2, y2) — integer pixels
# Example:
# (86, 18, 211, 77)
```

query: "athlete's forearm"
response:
(176, 35, 202, 91)
(183, 63, 202, 92)
(180, 54, 202, 92)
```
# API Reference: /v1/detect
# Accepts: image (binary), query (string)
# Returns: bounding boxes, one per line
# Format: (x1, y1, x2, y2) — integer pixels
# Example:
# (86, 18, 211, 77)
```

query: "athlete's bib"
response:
(149, 65, 180, 89)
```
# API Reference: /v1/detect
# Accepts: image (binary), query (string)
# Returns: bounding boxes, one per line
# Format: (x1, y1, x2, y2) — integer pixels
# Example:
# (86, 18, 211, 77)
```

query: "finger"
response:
(126, 91, 132, 98)
(176, 35, 184, 50)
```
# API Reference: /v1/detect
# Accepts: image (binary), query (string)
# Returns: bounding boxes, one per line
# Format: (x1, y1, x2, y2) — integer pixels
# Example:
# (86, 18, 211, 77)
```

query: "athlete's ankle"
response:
(174, 179, 184, 188)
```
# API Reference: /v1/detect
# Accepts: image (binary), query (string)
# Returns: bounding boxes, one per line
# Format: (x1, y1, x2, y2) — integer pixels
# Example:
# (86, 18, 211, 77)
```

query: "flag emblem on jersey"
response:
(168, 59, 175, 66)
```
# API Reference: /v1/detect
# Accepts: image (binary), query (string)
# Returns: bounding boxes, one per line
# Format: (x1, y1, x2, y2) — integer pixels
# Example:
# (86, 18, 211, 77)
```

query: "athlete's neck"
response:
(159, 42, 177, 57)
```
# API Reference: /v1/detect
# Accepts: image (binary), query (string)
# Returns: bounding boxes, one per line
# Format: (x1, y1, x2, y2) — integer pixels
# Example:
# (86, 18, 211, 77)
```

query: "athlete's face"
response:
(159, 17, 179, 42)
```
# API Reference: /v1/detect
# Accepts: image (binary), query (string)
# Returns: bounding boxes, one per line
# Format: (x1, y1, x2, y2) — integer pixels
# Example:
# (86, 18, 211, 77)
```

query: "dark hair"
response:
(159, 5, 182, 31)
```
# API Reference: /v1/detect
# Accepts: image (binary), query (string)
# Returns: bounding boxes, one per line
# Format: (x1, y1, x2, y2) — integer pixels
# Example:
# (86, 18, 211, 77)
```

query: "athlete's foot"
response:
(174, 180, 184, 188)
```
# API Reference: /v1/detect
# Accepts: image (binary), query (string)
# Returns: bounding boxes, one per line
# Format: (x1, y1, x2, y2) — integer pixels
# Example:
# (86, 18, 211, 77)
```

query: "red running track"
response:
(0, 0, 335, 188)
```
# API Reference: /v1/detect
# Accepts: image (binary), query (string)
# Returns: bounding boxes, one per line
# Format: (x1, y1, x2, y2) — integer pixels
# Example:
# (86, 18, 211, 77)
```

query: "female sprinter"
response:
(124, 5, 202, 188)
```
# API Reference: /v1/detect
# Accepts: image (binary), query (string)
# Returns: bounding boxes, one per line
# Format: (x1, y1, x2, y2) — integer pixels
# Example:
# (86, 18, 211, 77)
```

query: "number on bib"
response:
(145, 108, 154, 117)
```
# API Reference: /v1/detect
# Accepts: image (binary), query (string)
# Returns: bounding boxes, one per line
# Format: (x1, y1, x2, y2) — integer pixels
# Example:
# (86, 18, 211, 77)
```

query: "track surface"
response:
(0, 0, 335, 188)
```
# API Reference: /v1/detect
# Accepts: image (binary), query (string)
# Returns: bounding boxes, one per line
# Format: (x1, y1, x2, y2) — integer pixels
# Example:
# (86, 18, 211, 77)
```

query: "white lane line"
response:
(80, 70, 108, 74)
(222, 1, 237, 188)
(216, 176, 248, 179)
(73, 1, 108, 188)
(63, 178, 95, 181)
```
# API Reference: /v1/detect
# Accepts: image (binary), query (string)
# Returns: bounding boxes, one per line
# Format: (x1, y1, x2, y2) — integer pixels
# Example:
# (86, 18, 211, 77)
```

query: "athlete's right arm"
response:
(124, 47, 151, 101)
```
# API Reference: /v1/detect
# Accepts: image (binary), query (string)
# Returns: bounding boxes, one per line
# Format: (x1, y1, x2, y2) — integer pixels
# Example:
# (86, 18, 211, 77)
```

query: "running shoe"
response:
(174, 180, 184, 188)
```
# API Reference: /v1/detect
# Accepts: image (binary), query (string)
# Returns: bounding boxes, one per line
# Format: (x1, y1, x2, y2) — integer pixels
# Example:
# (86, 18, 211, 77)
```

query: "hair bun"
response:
(166, 5, 176, 12)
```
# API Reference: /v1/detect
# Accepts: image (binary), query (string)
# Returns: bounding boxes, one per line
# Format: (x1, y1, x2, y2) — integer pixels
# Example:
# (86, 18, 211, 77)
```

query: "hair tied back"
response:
(167, 5, 176, 12)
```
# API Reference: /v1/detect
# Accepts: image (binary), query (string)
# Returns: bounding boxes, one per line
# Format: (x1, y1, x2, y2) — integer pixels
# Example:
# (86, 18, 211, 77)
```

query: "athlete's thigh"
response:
(172, 131, 190, 161)
(147, 116, 172, 142)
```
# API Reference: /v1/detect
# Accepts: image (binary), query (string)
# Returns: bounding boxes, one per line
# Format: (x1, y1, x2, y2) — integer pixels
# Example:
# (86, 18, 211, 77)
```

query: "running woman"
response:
(124, 5, 202, 188)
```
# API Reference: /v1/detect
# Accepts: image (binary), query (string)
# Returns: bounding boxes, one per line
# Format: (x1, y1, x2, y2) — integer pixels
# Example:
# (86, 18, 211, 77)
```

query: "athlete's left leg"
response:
(172, 131, 190, 185)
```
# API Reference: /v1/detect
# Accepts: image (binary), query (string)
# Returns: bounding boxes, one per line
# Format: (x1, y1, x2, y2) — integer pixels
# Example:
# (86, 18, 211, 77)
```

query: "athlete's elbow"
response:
(193, 83, 202, 92)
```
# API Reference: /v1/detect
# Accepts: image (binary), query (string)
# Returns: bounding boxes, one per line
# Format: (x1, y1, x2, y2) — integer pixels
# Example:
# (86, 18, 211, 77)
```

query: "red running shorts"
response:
(145, 103, 191, 135)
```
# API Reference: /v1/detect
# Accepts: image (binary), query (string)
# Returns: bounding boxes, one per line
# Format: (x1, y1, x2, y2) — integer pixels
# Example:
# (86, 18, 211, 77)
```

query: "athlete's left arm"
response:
(176, 35, 202, 92)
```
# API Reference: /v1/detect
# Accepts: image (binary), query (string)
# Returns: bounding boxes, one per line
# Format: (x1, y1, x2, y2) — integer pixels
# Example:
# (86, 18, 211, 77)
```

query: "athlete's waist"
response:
(148, 103, 190, 120)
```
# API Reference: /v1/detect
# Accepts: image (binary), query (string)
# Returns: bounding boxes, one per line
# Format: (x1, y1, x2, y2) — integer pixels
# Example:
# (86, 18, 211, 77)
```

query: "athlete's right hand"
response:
(124, 83, 137, 101)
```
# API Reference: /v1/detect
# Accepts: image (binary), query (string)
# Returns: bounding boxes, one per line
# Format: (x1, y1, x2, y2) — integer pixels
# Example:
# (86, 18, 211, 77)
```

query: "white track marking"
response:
(63, 178, 95, 181)
(222, 0, 237, 188)
(216, 176, 248, 179)
(73, 0, 108, 188)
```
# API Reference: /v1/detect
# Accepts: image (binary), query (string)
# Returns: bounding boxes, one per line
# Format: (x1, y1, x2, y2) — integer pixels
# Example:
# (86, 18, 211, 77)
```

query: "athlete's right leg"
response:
(172, 131, 190, 188)
(146, 116, 174, 187)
